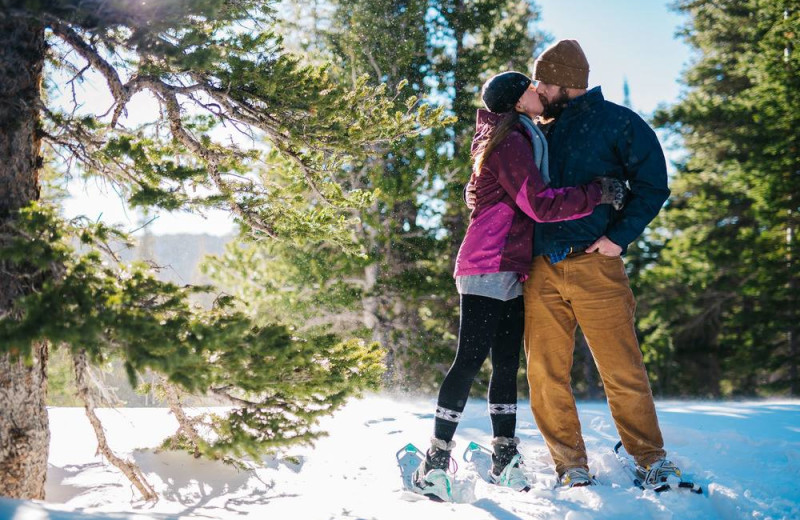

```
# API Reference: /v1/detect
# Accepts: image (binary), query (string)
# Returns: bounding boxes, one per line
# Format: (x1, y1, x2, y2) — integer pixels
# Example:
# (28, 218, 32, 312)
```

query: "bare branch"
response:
(161, 380, 205, 457)
(208, 386, 261, 408)
(47, 17, 131, 126)
(362, 48, 384, 80)
(72, 350, 157, 501)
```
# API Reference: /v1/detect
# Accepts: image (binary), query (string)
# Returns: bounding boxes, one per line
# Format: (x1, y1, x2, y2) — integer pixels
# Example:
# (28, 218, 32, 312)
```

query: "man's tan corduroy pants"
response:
(523, 252, 666, 476)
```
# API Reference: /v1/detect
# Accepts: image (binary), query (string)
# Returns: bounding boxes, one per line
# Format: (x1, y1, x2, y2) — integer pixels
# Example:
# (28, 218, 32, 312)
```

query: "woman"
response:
(411, 71, 626, 501)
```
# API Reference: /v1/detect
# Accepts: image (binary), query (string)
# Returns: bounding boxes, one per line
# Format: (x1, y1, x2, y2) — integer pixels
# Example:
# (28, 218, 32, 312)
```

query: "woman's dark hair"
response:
(471, 111, 520, 176)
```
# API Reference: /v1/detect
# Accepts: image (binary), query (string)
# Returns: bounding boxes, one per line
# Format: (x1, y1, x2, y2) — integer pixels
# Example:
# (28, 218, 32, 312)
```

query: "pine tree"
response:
(641, 0, 800, 396)
(0, 0, 446, 499)
(206, 0, 548, 391)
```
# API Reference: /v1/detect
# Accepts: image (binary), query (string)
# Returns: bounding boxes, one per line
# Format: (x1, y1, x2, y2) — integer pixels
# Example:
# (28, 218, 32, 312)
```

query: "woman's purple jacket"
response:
(454, 110, 603, 278)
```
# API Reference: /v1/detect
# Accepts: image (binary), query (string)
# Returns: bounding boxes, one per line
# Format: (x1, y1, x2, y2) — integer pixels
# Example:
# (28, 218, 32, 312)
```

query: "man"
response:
(470, 39, 680, 488)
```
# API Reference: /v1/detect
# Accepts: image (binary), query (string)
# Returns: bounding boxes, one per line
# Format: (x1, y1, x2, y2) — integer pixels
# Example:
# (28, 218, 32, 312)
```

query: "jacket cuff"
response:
(588, 181, 603, 204)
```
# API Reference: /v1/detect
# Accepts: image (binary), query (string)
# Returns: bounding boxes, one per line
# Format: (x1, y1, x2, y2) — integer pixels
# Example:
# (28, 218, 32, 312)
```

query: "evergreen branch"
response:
(297, 312, 366, 333)
(187, 72, 285, 137)
(178, 73, 335, 205)
(163, 95, 280, 238)
(10, 0, 245, 30)
(38, 106, 148, 192)
(272, 143, 333, 205)
(45, 15, 447, 243)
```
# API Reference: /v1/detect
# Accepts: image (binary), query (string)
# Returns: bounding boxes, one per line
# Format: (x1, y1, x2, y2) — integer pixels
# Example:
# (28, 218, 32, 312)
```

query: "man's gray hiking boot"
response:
(411, 438, 455, 502)
(557, 466, 598, 488)
(636, 458, 683, 487)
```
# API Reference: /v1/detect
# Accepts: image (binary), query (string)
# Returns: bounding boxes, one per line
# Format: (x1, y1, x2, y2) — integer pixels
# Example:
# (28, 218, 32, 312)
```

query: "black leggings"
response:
(434, 294, 524, 442)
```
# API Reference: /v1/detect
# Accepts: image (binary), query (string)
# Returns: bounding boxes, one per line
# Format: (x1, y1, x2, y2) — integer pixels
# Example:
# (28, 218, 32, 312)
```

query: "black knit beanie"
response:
(481, 71, 532, 113)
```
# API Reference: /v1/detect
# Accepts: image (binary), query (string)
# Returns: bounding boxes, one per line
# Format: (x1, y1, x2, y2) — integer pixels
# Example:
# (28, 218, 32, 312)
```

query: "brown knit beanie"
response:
(533, 39, 590, 89)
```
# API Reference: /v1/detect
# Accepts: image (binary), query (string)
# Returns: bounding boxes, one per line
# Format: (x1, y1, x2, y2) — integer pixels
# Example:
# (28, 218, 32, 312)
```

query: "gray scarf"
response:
(518, 114, 550, 186)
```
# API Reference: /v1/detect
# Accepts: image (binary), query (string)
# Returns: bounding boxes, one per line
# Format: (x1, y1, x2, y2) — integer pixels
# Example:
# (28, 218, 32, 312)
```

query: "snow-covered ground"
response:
(1, 395, 799, 519)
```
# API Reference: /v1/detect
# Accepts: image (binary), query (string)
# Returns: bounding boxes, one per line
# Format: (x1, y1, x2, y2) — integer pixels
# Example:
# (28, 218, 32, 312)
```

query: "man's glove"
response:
(597, 177, 629, 211)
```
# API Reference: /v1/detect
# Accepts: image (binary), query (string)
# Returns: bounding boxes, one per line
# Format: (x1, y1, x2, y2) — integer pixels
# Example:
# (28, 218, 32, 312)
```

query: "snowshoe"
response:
(613, 440, 703, 494)
(488, 437, 530, 492)
(397, 438, 455, 502)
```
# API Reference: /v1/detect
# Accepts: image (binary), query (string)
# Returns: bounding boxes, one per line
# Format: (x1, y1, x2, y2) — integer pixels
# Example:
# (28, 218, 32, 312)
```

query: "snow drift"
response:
(1, 395, 799, 519)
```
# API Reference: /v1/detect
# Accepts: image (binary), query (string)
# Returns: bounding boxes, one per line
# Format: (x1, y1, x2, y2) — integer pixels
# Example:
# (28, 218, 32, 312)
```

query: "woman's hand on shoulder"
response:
(597, 177, 629, 210)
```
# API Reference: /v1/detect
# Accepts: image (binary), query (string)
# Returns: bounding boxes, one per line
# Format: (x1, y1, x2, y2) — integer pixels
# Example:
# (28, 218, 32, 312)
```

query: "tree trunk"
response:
(788, 214, 797, 396)
(444, 0, 469, 270)
(0, 15, 48, 499)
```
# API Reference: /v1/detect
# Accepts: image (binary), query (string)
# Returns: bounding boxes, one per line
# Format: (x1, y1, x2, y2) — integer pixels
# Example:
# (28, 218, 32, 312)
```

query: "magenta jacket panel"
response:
(454, 110, 603, 278)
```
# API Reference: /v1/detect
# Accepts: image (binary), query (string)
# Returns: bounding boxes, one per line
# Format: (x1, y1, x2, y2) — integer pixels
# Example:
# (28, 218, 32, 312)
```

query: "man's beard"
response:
(540, 89, 570, 120)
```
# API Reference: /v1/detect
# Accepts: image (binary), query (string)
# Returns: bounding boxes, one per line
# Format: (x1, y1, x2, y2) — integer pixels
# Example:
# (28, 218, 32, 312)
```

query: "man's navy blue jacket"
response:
(533, 87, 670, 256)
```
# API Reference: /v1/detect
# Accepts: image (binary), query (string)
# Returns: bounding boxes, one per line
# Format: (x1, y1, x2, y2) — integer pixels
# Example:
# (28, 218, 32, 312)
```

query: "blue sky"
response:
(61, 1, 693, 236)
(534, 0, 692, 113)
